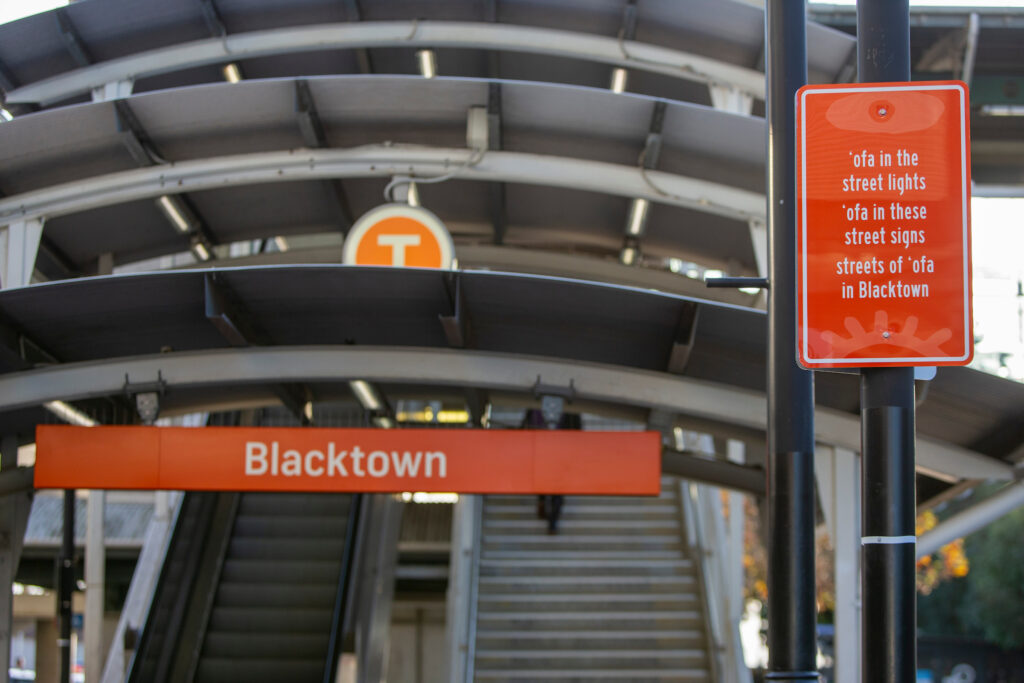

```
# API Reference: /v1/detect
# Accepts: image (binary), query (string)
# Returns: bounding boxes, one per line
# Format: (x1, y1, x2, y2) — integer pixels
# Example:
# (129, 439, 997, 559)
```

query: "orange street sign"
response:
(342, 204, 454, 268)
(796, 81, 972, 368)
(34, 426, 661, 496)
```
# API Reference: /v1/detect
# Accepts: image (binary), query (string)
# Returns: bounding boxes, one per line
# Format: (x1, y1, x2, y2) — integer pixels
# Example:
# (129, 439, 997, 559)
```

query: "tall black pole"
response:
(59, 489, 75, 683)
(765, 1, 817, 681)
(857, 3, 916, 681)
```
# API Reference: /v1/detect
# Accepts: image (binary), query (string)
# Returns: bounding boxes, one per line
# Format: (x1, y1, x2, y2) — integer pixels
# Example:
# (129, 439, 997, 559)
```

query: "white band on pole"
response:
(861, 535, 916, 545)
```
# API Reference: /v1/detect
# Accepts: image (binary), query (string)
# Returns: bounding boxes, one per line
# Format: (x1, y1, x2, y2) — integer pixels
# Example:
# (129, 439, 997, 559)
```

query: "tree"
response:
(961, 506, 1024, 649)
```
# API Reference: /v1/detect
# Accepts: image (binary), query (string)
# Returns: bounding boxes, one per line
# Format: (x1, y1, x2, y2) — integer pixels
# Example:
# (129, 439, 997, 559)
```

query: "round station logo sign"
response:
(342, 204, 454, 269)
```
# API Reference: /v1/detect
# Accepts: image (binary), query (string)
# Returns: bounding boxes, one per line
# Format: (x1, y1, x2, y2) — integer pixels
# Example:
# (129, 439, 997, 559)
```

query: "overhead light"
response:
(626, 198, 650, 236)
(620, 245, 638, 265)
(980, 104, 1024, 117)
(156, 195, 192, 233)
(222, 63, 242, 84)
(401, 492, 458, 504)
(0, 108, 13, 122)
(273, 236, 290, 252)
(303, 401, 314, 422)
(45, 400, 98, 427)
(373, 415, 395, 429)
(610, 67, 629, 94)
(417, 49, 437, 79)
(406, 182, 421, 207)
(191, 239, 211, 262)
(350, 380, 382, 411)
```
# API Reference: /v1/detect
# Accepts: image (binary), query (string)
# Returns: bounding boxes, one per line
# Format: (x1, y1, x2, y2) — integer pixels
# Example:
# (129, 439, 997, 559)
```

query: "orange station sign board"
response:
(796, 81, 973, 368)
(342, 204, 454, 269)
(34, 426, 661, 496)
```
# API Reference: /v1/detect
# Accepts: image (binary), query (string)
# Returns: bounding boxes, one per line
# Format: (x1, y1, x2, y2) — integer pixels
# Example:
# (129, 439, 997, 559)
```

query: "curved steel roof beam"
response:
(0, 146, 766, 226)
(4, 22, 766, 106)
(0, 345, 1008, 482)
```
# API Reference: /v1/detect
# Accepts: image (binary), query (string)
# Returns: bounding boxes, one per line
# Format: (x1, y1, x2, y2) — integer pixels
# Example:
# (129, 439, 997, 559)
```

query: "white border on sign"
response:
(798, 83, 971, 365)
(343, 203, 455, 269)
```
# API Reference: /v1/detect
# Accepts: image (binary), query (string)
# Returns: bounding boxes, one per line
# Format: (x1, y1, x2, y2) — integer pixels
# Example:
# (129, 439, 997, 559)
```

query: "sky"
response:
(2, 0, 1023, 380)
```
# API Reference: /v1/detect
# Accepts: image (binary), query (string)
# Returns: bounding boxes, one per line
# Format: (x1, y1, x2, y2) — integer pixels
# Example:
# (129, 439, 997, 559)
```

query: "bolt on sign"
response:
(796, 81, 973, 368)
(343, 204, 454, 269)
(34, 425, 661, 496)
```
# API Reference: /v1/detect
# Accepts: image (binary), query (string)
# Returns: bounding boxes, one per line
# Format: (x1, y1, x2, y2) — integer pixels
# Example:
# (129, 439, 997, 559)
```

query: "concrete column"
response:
(0, 488, 31, 683)
(726, 440, 753, 683)
(84, 491, 105, 683)
(815, 445, 861, 683)
(0, 219, 44, 290)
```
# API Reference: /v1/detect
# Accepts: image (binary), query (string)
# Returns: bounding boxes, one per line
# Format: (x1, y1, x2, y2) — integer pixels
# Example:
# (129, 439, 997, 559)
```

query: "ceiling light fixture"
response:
(45, 400, 98, 427)
(191, 239, 211, 262)
(620, 245, 638, 266)
(373, 415, 395, 429)
(417, 49, 437, 79)
(0, 108, 13, 122)
(350, 380, 382, 411)
(273, 236, 290, 252)
(626, 198, 650, 236)
(610, 67, 629, 94)
(156, 195, 192, 233)
(222, 63, 242, 84)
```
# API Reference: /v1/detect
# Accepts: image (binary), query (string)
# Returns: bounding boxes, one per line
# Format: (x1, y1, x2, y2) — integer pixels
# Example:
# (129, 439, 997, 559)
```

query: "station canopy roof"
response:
(0, 0, 1020, 503)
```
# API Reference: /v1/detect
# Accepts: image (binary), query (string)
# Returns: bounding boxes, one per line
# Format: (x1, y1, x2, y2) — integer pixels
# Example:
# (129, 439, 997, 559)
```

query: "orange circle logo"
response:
(343, 204, 454, 268)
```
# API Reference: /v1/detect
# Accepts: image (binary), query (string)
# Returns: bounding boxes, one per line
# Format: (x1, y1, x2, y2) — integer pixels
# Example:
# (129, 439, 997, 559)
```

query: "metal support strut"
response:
(764, 1, 817, 680)
(855, 2, 916, 682)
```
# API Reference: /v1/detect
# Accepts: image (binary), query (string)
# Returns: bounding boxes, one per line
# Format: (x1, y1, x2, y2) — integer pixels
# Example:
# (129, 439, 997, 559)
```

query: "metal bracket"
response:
(439, 274, 472, 348)
(123, 371, 167, 399)
(531, 376, 576, 402)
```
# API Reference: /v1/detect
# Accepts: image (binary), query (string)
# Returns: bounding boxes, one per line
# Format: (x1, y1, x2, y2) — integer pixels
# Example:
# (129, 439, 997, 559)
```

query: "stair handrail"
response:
(100, 491, 182, 683)
(463, 495, 484, 683)
(680, 480, 727, 682)
(324, 493, 364, 683)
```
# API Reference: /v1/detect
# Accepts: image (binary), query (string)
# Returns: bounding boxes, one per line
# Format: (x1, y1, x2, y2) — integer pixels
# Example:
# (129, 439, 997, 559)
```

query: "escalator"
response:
(128, 491, 360, 683)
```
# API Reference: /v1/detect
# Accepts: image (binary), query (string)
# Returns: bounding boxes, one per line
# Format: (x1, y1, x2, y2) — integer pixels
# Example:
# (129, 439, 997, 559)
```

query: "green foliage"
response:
(960, 506, 1024, 649)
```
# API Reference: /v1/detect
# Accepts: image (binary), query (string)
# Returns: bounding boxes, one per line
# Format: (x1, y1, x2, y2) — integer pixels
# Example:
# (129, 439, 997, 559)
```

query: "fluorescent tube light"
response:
(417, 50, 437, 79)
(350, 380, 382, 410)
(626, 198, 650, 236)
(0, 108, 13, 122)
(222, 63, 242, 84)
(191, 240, 211, 262)
(373, 415, 395, 429)
(273, 236, 290, 252)
(45, 400, 98, 427)
(610, 67, 628, 94)
(620, 245, 638, 265)
(407, 182, 420, 207)
(156, 195, 191, 233)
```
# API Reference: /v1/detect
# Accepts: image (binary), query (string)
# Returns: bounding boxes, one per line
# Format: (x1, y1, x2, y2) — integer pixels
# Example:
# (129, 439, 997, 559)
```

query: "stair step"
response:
(202, 632, 329, 659)
(483, 519, 680, 530)
(476, 595, 699, 613)
(206, 606, 333, 633)
(220, 559, 343, 583)
(194, 657, 324, 683)
(475, 629, 706, 651)
(232, 514, 349, 538)
(485, 495, 672, 507)
(227, 537, 346, 561)
(484, 504, 679, 518)
(214, 582, 338, 609)
(473, 667, 710, 680)
(481, 550, 683, 560)
(476, 610, 705, 631)
(478, 575, 695, 594)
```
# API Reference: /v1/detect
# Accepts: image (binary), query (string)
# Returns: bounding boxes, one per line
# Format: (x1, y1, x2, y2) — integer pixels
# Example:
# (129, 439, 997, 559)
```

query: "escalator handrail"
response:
(323, 493, 364, 683)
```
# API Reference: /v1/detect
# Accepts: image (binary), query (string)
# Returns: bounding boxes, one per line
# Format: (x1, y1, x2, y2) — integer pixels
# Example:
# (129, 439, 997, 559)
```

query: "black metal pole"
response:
(59, 489, 75, 683)
(765, 1, 817, 681)
(856, 2, 916, 682)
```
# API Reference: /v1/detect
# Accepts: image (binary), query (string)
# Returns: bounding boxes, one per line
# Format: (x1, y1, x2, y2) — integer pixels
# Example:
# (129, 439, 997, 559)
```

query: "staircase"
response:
(472, 477, 713, 681)
(192, 492, 355, 683)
